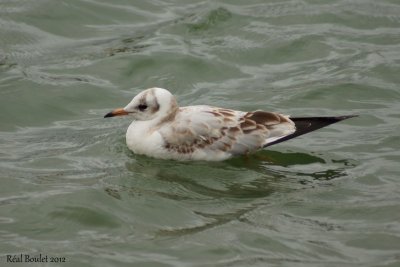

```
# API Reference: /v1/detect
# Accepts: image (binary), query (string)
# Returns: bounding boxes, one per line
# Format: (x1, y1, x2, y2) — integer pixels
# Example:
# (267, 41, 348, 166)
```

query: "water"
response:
(1, 0, 400, 266)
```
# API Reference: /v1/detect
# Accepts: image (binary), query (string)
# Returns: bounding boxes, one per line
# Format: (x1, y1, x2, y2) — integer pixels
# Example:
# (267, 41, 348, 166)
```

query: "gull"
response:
(104, 87, 356, 161)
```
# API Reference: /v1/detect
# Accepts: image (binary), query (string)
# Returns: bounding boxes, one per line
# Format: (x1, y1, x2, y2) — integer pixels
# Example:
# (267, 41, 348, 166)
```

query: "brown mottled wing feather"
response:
(159, 106, 239, 154)
(159, 106, 296, 155)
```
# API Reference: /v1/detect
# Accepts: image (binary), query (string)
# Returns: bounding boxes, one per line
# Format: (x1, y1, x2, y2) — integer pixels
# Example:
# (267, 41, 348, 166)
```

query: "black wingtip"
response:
(332, 115, 358, 121)
(264, 115, 358, 147)
(104, 112, 113, 118)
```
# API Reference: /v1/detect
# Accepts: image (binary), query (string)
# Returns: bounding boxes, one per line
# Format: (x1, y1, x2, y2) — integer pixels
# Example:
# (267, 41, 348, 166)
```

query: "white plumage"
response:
(104, 87, 296, 161)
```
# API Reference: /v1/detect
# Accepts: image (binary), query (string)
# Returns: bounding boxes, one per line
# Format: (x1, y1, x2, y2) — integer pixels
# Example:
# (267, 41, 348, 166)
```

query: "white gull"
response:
(104, 87, 356, 161)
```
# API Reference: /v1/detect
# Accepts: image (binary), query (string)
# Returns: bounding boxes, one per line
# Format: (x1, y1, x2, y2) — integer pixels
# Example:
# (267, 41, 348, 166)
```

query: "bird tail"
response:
(264, 115, 357, 147)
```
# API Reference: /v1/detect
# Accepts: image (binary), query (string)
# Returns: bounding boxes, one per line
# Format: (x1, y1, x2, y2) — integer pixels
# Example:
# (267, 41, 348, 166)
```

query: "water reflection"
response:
(101, 149, 358, 237)
(226, 150, 326, 167)
(116, 149, 358, 198)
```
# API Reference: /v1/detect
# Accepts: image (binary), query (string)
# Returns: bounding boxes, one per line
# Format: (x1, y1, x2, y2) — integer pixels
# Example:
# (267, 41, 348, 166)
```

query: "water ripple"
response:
(1, 0, 400, 266)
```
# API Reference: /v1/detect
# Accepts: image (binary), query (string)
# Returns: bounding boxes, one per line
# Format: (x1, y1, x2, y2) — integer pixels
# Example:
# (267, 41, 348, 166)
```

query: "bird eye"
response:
(138, 104, 148, 111)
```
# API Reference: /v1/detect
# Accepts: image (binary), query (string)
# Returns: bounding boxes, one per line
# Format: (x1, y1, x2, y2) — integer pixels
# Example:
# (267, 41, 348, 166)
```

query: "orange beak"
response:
(104, 108, 129, 118)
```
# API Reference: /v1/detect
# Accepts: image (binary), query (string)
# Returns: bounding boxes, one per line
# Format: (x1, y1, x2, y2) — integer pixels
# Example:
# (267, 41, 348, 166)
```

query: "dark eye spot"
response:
(138, 104, 148, 111)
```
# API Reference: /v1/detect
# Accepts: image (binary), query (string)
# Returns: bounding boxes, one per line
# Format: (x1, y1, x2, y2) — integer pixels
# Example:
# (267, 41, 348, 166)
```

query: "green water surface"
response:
(1, 1, 400, 266)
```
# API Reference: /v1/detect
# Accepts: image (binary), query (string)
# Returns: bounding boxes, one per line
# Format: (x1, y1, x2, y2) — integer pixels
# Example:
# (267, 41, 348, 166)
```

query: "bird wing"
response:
(158, 106, 295, 155)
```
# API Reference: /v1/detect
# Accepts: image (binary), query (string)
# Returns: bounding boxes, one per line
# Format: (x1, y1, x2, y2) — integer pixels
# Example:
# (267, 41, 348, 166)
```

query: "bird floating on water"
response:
(104, 87, 356, 161)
